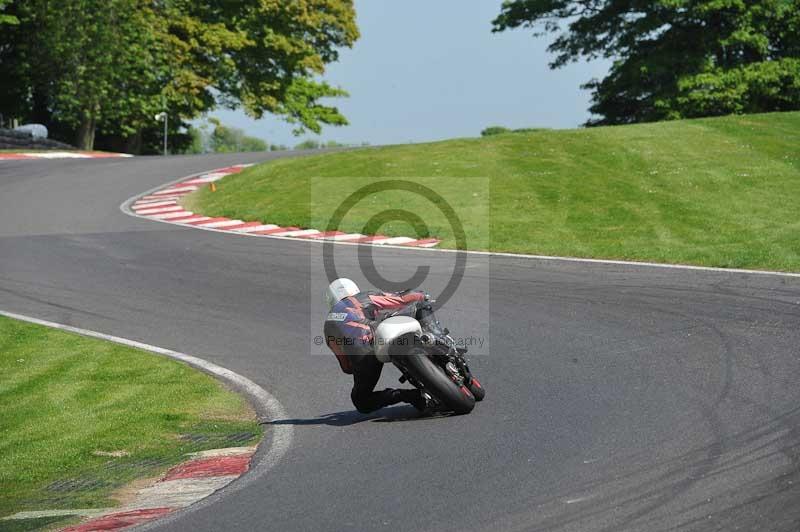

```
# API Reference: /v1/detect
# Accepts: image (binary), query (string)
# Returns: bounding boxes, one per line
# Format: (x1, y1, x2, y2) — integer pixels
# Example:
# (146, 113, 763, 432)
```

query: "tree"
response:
(162, 0, 358, 134)
(0, 0, 181, 148)
(0, 0, 16, 25)
(295, 139, 322, 150)
(0, 0, 358, 150)
(183, 118, 270, 154)
(481, 126, 511, 136)
(186, 125, 209, 155)
(493, 0, 800, 125)
(207, 118, 268, 153)
(53, 1, 168, 149)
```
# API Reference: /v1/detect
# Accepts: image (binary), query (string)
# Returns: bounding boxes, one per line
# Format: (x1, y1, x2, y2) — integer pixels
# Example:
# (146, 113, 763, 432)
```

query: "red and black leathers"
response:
(324, 289, 427, 413)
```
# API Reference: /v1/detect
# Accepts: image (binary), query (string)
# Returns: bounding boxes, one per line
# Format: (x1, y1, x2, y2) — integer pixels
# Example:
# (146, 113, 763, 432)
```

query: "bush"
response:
(481, 126, 511, 137)
(294, 139, 321, 150)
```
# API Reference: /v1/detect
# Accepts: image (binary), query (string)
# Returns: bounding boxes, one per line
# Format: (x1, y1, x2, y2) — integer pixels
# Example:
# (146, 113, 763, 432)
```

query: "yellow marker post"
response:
(210, 183, 217, 192)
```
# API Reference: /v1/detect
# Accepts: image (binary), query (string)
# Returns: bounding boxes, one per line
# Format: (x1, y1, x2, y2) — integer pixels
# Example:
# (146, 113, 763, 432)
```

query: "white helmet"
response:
(325, 278, 360, 309)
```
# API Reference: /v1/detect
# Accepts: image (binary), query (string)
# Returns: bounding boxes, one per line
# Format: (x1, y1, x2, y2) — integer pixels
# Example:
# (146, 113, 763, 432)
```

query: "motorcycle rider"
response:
(323, 278, 440, 414)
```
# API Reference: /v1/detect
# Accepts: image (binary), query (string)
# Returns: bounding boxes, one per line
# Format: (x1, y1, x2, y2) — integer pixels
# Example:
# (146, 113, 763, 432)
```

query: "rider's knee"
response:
(350, 390, 372, 414)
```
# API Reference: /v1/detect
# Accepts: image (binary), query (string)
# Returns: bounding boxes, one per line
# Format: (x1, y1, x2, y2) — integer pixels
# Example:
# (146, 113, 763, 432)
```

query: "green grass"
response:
(0, 316, 260, 521)
(183, 111, 800, 272)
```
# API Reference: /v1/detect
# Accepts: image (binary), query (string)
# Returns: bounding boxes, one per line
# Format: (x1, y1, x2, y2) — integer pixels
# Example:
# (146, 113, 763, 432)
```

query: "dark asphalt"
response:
(2, 154, 800, 532)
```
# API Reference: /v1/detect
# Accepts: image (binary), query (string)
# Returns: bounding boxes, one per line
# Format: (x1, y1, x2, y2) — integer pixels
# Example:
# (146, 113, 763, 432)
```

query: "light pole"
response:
(154, 112, 168, 156)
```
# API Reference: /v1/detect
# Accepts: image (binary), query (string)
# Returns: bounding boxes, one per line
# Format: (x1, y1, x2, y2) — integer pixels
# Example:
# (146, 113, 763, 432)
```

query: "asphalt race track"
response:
(2, 154, 800, 532)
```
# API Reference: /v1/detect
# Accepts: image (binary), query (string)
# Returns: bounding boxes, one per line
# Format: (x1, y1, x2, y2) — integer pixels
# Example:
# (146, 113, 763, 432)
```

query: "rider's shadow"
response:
(262, 406, 445, 427)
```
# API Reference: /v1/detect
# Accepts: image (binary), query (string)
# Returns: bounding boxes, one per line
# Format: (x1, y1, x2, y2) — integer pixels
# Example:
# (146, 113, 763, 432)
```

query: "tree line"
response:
(0, 0, 357, 152)
(188, 117, 366, 154)
(492, 0, 800, 125)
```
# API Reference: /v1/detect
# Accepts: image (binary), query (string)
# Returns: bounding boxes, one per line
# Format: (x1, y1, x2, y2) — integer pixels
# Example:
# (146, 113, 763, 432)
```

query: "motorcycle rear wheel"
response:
(400, 349, 475, 415)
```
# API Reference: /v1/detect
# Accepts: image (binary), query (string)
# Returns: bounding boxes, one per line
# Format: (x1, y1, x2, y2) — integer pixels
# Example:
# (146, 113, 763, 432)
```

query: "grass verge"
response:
(0, 316, 260, 522)
(183, 111, 800, 272)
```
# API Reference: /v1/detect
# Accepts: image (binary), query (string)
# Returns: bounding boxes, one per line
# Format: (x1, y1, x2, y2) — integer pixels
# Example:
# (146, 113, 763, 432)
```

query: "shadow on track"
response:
(263, 405, 449, 427)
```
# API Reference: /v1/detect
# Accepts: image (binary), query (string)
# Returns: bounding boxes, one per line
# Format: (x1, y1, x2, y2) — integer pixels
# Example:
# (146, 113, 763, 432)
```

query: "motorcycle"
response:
(373, 305, 485, 414)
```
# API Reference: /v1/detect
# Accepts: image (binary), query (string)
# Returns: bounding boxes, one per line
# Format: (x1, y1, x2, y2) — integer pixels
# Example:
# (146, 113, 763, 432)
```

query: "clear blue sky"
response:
(210, 0, 610, 147)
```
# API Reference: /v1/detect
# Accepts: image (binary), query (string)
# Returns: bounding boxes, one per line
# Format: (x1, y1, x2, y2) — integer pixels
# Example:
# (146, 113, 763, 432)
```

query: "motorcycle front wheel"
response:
(399, 349, 475, 415)
(467, 375, 486, 402)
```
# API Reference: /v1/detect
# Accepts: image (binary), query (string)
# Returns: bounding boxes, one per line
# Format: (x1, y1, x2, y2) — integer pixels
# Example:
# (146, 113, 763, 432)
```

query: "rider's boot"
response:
(397, 389, 436, 414)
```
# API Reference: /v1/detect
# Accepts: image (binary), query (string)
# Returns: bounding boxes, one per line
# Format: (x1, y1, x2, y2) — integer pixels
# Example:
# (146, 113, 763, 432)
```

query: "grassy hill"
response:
(183, 112, 800, 272)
